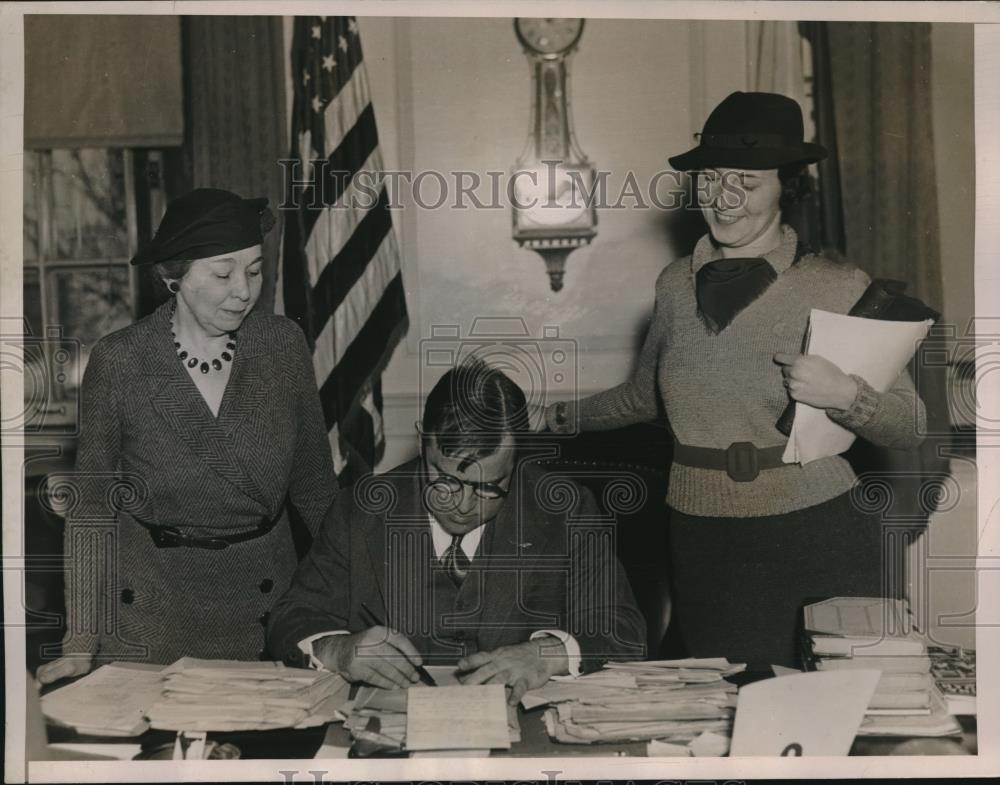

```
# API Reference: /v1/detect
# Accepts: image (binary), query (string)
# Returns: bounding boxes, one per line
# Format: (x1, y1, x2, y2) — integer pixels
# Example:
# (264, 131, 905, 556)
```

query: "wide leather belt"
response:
(673, 441, 787, 482)
(134, 506, 285, 550)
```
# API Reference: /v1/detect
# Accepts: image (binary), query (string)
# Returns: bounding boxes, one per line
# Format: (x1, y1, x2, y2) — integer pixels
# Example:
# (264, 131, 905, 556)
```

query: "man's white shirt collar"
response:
(428, 512, 483, 561)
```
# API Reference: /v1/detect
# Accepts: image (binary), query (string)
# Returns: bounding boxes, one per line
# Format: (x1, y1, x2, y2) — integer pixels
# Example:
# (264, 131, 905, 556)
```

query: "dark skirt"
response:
(667, 491, 885, 670)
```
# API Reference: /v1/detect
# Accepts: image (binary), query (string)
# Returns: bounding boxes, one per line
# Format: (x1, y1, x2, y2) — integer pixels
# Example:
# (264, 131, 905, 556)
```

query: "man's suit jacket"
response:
(267, 457, 647, 672)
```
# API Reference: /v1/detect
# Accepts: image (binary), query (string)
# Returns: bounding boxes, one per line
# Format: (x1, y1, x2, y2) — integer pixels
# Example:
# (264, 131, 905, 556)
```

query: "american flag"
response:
(279, 16, 408, 484)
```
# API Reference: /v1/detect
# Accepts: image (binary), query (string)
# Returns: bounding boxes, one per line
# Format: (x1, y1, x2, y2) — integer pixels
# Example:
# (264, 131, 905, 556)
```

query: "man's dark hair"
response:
(421, 357, 529, 459)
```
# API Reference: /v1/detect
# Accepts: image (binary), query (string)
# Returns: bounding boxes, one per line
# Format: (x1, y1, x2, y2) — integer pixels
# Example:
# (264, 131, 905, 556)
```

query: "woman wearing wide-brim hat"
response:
(37, 188, 337, 683)
(545, 92, 927, 668)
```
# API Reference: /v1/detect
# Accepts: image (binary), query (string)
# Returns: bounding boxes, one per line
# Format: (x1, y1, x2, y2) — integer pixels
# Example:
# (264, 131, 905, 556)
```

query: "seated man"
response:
(267, 358, 646, 704)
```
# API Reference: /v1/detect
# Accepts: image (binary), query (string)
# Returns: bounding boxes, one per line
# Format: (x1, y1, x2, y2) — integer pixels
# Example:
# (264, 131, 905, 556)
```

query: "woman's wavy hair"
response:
(778, 163, 813, 210)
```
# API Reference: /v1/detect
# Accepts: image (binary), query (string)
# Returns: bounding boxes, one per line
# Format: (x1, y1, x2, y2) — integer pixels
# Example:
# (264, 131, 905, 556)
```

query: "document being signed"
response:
(405, 684, 510, 751)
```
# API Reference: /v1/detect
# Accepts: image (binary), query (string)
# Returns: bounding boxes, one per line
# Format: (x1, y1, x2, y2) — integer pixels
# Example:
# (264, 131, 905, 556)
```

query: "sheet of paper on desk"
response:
(41, 663, 164, 736)
(729, 670, 880, 756)
(405, 684, 510, 751)
(783, 310, 931, 465)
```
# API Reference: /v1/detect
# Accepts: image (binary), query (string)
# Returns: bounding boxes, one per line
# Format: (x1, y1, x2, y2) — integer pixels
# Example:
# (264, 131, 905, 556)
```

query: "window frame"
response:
(23, 147, 144, 428)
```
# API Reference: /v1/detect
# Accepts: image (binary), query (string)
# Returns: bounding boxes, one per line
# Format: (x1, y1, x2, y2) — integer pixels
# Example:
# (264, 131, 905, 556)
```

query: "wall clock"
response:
(511, 18, 597, 292)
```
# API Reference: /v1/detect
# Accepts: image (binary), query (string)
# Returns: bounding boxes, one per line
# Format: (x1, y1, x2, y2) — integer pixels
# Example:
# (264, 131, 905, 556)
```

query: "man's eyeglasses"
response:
(427, 470, 510, 501)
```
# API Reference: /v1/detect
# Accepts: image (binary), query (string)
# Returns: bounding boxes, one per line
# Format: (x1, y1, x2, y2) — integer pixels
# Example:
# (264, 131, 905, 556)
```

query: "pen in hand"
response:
(359, 602, 437, 686)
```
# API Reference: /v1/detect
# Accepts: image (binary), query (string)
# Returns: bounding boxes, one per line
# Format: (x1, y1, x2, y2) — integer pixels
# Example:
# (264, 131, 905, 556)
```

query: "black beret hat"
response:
(669, 91, 828, 172)
(130, 188, 275, 266)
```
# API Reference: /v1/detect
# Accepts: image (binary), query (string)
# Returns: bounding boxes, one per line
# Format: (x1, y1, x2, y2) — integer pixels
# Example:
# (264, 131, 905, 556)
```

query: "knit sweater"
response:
(549, 226, 926, 518)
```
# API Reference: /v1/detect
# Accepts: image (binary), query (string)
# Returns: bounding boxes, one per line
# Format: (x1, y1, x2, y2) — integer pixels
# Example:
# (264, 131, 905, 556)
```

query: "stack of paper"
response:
(146, 658, 350, 731)
(802, 598, 961, 736)
(525, 658, 745, 749)
(343, 666, 520, 753)
(41, 663, 165, 736)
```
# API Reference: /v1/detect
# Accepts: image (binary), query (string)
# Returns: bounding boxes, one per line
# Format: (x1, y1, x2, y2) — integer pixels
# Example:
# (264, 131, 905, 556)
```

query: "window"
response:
(22, 149, 141, 429)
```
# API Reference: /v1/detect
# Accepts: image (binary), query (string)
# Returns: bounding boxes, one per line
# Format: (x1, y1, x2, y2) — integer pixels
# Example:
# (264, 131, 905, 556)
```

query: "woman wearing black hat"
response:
(544, 92, 927, 668)
(37, 188, 337, 683)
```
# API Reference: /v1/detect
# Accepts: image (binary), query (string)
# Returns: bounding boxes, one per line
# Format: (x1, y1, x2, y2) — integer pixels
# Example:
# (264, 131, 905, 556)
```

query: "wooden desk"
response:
(44, 708, 976, 760)
(39, 666, 975, 760)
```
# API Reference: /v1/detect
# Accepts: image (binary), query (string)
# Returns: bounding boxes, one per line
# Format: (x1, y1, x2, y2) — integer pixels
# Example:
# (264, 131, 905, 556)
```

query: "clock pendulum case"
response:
(511, 18, 597, 292)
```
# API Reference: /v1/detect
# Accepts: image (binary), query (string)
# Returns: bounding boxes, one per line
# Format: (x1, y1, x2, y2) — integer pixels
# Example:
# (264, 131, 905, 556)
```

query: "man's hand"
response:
(457, 638, 569, 705)
(314, 626, 423, 689)
(774, 352, 858, 410)
(36, 654, 93, 685)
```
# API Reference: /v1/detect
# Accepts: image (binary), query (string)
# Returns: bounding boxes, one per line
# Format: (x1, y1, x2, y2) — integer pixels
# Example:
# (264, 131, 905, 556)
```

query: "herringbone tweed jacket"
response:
(58, 300, 337, 664)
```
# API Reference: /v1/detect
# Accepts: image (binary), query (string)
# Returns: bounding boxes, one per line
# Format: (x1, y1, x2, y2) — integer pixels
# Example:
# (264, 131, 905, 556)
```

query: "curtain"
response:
(748, 21, 810, 105)
(821, 22, 950, 600)
(25, 16, 184, 148)
(826, 23, 943, 311)
(181, 16, 288, 313)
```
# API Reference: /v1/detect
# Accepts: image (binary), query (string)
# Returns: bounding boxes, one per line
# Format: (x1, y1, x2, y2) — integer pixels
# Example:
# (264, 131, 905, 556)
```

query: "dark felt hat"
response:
(669, 91, 828, 172)
(130, 188, 274, 266)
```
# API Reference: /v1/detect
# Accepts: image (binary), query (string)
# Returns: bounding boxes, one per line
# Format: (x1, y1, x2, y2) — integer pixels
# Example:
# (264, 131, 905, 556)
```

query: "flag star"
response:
(311, 95, 323, 113)
(322, 54, 336, 71)
(338, 35, 349, 52)
(348, 19, 359, 34)
(311, 25, 321, 39)
(303, 69, 311, 85)
(319, 16, 327, 21)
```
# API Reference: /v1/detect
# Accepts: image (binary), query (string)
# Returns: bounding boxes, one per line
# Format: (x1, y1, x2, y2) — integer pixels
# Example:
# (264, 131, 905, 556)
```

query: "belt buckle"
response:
(726, 441, 760, 482)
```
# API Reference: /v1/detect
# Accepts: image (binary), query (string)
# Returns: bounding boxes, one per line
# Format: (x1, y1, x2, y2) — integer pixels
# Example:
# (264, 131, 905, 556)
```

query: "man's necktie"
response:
(695, 257, 778, 334)
(442, 534, 471, 587)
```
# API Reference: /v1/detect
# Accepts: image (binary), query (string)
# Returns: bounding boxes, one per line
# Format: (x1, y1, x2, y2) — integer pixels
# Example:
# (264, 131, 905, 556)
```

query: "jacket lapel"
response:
(143, 303, 270, 508)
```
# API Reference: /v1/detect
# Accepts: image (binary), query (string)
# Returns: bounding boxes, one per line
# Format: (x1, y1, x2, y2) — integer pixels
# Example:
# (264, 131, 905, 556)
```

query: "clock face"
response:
(514, 18, 585, 56)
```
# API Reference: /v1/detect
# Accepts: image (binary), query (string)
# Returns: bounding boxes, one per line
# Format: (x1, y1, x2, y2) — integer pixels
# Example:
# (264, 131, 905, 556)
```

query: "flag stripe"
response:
(296, 104, 379, 239)
(318, 273, 407, 430)
(310, 187, 393, 340)
(302, 147, 381, 286)
(282, 15, 408, 480)
(323, 63, 371, 154)
(311, 229, 399, 390)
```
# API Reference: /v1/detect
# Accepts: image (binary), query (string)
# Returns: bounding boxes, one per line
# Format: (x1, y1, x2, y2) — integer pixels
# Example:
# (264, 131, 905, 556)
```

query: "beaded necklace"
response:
(170, 300, 237, 375)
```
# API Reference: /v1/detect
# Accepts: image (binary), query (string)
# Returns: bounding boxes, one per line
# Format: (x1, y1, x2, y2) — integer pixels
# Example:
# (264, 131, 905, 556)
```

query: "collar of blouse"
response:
(690, 223, 800, 277)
